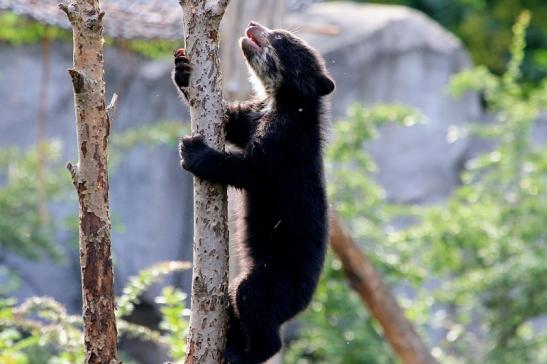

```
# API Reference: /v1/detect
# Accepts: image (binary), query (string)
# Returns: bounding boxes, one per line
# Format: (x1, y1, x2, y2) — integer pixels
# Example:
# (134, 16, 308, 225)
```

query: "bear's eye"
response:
(274, 34, 283, 40)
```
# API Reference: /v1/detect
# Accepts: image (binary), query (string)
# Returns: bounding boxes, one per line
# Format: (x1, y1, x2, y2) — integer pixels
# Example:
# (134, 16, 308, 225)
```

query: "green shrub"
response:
(0, 261, 191, 364)
(287, 11, 546, 364)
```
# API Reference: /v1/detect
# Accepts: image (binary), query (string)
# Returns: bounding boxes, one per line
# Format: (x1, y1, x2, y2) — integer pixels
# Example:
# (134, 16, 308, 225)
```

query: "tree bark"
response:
(59, 1, 119, 363)
(179, 1, 231, 363)
(329, 213, 437, 364)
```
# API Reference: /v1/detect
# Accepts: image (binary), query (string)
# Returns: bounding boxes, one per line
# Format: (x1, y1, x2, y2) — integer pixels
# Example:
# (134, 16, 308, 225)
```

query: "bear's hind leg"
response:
(225, 303, 247, 361)
(241, 318, 282, 364)
(224, 309, 282, 364)
(224, 269, 283, 363)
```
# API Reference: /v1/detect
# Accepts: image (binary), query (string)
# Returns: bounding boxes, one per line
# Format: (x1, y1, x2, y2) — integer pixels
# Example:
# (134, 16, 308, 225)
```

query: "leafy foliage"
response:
(111, 121, 186, 151)
(156, 287, 190, 361)
(0, 261, 191, 364)
(284, 254, 397, 364)
(287, 11, 546, 364)
(117, 261, 191, 318)
(0, 12, 69, 44)
(0, 11, 178, 59)
(123, 39, 182, 59)
(286, 103, 422, 363)
(0, 122, 190, 362)
(399, 11, 547, 363)
(0, 121, 185, 267)
(0, 142, 68, 261)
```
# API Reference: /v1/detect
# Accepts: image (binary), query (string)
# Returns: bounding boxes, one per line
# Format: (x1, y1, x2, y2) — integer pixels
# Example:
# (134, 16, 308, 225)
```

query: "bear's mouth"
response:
(241, 21, 270, 62)
(245, 27, 261, 48)
(243, 21, 270, 50)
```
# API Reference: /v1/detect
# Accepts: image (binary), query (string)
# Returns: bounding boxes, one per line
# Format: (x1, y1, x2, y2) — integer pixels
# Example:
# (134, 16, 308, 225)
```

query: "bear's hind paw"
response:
(224, 347, 256, 364)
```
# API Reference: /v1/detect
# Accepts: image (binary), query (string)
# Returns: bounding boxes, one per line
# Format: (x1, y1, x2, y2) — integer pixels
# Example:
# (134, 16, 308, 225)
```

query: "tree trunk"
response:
(179, 1, 231, 363)
(329, 213, 437, 364)
(59, 1, 119, 363)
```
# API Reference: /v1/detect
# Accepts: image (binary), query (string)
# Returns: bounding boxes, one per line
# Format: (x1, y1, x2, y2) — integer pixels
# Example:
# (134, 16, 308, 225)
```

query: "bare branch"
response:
(330, 213, 437, 364)
(64, 0, 119, 362)
(66, 162, 78, 186)
(206, 0, 231, 17)
(106, 93, 119, 122)
(68, 68, 86, 94)
(58, 3, 78, 23)
(58, 3, 70, 18)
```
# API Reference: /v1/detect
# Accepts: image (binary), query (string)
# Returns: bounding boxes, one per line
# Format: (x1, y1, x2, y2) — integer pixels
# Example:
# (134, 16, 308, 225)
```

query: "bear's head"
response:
(241, 21, 335, 99)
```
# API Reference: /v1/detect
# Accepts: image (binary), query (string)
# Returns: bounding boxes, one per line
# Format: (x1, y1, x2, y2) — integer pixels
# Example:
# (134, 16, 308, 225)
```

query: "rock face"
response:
(0, 1, 479, 359)
(288, 3, 480, 203)
(0, 42, 193, 309)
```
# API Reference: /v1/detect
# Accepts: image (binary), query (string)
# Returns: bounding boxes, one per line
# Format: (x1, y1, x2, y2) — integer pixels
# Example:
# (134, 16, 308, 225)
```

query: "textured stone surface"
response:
(0, 42, 193, 310)
(288, 3, 480, 203)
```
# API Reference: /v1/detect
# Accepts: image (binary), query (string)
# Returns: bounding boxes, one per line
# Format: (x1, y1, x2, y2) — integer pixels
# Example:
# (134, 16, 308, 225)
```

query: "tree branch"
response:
(206, 0, 231, 17)
(66, 161, 79, 186)
(68, 68, 87, 94)
(330, 213, 438, 364)
(106, 93, 119, 123)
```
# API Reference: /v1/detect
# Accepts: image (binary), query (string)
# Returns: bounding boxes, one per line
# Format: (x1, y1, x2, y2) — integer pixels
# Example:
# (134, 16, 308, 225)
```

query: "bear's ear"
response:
(316, 74, 335, 96)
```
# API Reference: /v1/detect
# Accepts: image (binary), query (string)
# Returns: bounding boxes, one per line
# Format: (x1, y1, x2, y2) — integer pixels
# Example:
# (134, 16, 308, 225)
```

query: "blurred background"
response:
(0, 0, 545, 363)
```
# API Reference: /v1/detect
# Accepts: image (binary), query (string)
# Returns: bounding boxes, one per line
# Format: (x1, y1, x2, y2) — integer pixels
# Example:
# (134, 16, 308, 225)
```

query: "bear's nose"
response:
(249, 21, 258, 27)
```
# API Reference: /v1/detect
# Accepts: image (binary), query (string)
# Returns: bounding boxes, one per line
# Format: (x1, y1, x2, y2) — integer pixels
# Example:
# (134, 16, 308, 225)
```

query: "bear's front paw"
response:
(179, 134, 207, 171)
(173, 48, 192, 88)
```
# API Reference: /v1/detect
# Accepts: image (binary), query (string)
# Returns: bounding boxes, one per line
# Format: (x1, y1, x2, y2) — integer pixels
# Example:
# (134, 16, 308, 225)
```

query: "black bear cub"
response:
(174, 21, 334, 364)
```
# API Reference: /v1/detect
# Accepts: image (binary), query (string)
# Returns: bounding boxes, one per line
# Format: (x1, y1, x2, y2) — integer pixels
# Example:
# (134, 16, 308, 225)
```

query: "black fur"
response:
(174, 21, 334, 364)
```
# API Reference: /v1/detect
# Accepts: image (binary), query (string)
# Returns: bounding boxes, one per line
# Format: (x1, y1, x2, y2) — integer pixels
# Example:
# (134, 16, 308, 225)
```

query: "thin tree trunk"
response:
(36, 32, 51, 225)
(329, 213, 437, 364)
(179, 1, 231, 363)
(59, 1, 119, 363)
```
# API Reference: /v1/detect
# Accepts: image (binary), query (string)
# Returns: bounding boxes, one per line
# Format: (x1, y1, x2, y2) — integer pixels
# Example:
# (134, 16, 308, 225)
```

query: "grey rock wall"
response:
(0, 42, 193, 310)
(288, 3, 480, 203)
(0, 2, 480, 361)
